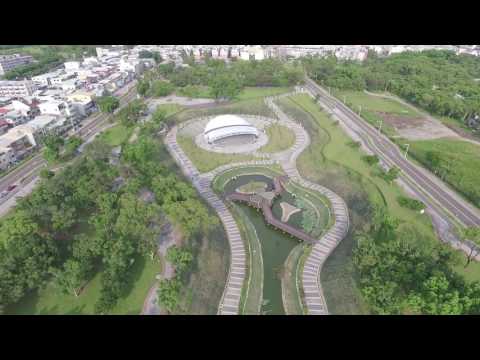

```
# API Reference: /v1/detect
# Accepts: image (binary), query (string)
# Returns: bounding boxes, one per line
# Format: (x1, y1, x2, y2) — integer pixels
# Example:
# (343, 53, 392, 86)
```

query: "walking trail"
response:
(163, 88, 350, 315)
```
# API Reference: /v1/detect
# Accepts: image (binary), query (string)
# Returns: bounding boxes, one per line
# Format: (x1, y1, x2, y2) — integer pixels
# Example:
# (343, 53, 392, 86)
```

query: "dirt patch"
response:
(376, 111, 459, 140)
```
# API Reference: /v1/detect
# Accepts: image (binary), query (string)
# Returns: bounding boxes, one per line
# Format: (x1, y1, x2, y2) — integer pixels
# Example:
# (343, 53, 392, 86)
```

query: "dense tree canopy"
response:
(353, 204, 480, 314)
(96, 96, 120, 114)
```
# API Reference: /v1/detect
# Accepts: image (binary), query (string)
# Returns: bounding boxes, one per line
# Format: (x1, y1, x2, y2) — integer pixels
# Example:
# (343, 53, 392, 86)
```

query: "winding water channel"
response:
(224, 174, 299, 315)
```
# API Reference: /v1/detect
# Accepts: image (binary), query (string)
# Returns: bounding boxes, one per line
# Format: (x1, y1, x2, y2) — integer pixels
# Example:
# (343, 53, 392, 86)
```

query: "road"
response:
(0, 81, 138, 212)
(304, 77, 480, 230)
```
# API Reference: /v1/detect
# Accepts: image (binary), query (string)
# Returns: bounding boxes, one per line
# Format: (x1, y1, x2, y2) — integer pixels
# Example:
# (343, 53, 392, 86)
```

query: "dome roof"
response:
(204, 115, 251, 134)
(204, 114, 258, 144)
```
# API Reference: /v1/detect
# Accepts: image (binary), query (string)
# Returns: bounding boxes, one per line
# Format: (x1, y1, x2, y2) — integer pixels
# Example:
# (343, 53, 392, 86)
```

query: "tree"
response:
(137, 80, 150, 97)
(460, 227, 480, 267)
(0, 228, 57, 307)
(151, 108, 167, 125)
(63, 136, 83, 159)
(157, 278, 181, 313)
(42, 134, 64, 163)
(84, 139, 112, 161)
(53, 259, 91, 297)
(39, 168, 54, 180)
(397, 196, 425, 211)
(209, 74, 242, 100)
(96, 96, 120, 114)
(166, 246, 193, 275)
(362, 154, 379, 166)
(150, 80, 174, 97)
(425, 151, 441, 173)
(115, 193, 160, 258)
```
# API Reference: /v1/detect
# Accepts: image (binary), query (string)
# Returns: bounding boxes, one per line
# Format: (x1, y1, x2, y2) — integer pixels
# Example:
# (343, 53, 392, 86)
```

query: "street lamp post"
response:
(378, 119, 383, 133)
(403, 144, 410, 159)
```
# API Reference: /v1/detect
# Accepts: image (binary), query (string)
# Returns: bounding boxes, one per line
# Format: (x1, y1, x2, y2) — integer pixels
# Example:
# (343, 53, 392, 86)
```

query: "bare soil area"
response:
(376, 111, 459, 140)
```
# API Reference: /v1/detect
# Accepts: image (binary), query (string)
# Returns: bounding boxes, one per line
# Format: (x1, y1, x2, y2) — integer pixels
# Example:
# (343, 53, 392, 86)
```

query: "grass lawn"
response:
(259, 123, 296, 153)
(333, 90, 421, 116)
(237, 87, 292, 101)
(282, 243, 306, 315)
(212, 165, 284, 193)
(174, 225, 229, 315)
(285, 93, 480, 283)
(274, 93, 480, 313)
(173, 96, 276, 124)
(230, 204, 264, 315)
(408, 138, 480, 209)
(176, 85, 213, 99)
(6, 255, 161, 315)
(176, 135, 254, 173)
(99, 124, 132, 147)
(155, 103, 183, 117)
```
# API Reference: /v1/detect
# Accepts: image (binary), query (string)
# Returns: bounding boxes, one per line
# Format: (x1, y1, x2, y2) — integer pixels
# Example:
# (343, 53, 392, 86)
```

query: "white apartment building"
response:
(38, 100, 78, 121)
(66, 92, 96, 117)
(0, 80, 37, 98)
(0, 127, 36, 168)
(64, 61, 81, 72)
(0, 54, 34, 76)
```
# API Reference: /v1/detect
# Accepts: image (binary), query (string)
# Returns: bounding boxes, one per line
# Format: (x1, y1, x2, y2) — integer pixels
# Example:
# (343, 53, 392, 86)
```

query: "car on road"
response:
(7, 184, 17, 192)
(0, 190, 8, 198)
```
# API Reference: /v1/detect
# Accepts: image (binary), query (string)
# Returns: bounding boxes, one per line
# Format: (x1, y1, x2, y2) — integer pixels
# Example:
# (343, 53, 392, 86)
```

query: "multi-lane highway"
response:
(304, 77, 480, 229)
(0, 81, 138, 210)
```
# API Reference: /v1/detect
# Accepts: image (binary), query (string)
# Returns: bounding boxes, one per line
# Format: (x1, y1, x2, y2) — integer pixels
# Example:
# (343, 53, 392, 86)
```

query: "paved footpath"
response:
(164, 90, 350, 315)
(165, 126, 247, 315)
(265, 92, 350, 315)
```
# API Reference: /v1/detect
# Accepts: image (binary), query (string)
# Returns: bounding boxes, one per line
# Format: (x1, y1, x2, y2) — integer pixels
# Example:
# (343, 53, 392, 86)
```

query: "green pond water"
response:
(225, 174, 299, 315)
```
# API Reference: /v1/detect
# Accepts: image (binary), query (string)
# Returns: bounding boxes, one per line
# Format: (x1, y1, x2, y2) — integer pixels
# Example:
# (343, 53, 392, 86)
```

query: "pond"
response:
(224, 174, 299, 315)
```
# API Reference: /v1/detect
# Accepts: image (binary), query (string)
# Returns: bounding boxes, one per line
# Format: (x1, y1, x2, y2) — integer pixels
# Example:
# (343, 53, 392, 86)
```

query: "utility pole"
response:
(358, 105, 362, 116)
(343, 95, 346, 104)
(403, 144, 410, 159)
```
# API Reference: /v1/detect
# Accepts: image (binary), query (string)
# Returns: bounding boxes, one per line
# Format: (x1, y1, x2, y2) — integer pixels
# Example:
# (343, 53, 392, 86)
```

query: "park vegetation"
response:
(0, 101, 219, 314)
(96, 96, 120, 114)
(302, 50, 480, 128)
(397, 196, 425, 211)
(353, 206, 480, 314)
(151, 58, 303, 101)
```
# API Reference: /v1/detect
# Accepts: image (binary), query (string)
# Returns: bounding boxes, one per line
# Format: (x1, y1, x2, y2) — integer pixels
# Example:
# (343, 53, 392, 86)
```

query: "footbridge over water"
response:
(226, 176, 317, 244)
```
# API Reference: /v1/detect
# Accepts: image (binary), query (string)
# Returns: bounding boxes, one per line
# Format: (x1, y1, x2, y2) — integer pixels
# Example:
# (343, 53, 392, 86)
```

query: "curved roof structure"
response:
(204, 114, 258, 144)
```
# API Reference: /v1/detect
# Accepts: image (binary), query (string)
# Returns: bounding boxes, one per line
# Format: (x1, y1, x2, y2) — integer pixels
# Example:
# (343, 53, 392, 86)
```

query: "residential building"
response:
(0, 119, 10, 135)
(0, 80, 37, 98)
(0, 127, 35, 168)
(66, 92, 96, 117)
(0, 54, 34, 76)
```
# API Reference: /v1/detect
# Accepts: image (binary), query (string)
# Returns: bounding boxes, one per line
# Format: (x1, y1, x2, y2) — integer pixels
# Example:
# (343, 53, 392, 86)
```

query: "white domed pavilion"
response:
(204, 114, 259, 144)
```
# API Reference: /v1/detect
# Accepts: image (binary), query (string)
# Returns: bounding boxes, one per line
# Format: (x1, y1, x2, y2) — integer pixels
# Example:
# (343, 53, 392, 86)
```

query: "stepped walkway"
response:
(164, 89, 349, 315)
(265, 92, 350, 315)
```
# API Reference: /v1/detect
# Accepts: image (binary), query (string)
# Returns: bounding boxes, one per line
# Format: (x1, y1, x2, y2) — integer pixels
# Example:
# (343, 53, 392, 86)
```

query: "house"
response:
(66, 92, 96, 117)
(0, 127, 36, 168)
(0, 119, 10, 135)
